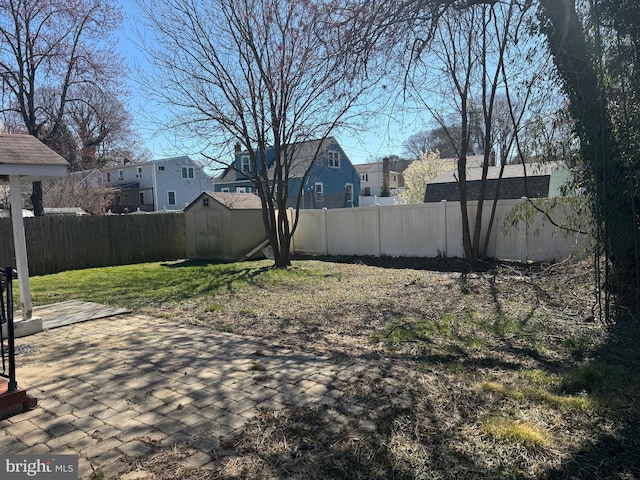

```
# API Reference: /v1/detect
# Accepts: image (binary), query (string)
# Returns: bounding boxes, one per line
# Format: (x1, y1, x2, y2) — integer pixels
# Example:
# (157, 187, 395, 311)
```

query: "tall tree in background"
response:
(403, 130, 432, 159)
(0, 0, 125, 214)
(66, 84, 139, 169)
(139, 0, 373, 268)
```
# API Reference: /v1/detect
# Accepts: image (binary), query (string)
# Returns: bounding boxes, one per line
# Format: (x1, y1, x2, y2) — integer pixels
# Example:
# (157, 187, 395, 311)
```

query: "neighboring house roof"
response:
(354, 163, 378, 175)
(43, 207, 89, 216)
(355, 162, 402, 177)
(185, 192, 263, 211)
(0, 208, 34, 218)
(103, 156, 198, 171)
(429, 160, 563, 184)
(277, 137, 338, 178)
(214, 137, 344, 183)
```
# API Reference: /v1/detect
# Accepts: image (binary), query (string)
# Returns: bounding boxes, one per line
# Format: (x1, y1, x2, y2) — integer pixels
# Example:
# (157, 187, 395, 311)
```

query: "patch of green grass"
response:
(517, 369, 559, 388)
(205, 303, 223, 312)
(219, 324, 234, 333)
(561, 361, 627, 394)
(249, 361, 266, 371)
(372, 317, 455, 345)
(26, 260, 327, 310)
(482, 417, 549, 447)
(89, 469, 106, 480)
(371, 311, 482, 350)
(488, 313, 522, 337)
(463, 336, 485, 351)
(481, 379, 596, 412)
(562, 335, 593, 359)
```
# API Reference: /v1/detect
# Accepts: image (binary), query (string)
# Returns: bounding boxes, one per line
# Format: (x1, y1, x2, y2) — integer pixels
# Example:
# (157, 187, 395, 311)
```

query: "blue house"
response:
(212, 137, 360, 209)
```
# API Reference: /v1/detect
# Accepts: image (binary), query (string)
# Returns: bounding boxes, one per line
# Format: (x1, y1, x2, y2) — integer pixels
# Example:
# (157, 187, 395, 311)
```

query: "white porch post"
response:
(9, 175, 33, 320)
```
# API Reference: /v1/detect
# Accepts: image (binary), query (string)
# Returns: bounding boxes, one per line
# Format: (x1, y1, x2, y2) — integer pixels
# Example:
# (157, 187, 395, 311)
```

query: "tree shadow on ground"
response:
(296, 253, 553, 275)
(542, 319, 640, 479)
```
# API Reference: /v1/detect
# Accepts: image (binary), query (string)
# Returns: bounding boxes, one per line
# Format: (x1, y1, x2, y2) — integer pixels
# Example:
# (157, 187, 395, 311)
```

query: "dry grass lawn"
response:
(93, 256, 638, 479)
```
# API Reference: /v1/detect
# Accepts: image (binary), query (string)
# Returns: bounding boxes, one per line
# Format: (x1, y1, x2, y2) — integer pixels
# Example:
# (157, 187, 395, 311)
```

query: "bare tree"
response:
(0, 0, 124, 214)
(138, 0, 373, 268)
(42, 171, 112, 214)
(66, 84, 139, 169)
(403, 130, 433, 159)
(405, 1, 550, 261)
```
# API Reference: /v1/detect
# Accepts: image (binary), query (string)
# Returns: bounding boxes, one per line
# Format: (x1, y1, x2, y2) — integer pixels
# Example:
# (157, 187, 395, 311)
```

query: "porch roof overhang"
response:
(0, 133, 69, 328)
(0, 133, 69, 182)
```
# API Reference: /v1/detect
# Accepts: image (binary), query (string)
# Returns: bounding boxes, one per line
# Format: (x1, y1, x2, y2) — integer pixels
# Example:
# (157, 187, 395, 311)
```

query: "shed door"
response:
(195, 210, 223, 258)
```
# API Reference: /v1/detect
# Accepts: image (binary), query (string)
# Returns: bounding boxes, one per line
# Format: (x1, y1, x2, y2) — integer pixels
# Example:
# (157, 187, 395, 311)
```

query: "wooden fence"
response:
(0, 213, 186, 276)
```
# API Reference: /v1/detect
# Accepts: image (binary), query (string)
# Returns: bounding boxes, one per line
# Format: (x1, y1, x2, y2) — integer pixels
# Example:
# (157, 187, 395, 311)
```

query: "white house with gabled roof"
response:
(103, 156, 214, 212)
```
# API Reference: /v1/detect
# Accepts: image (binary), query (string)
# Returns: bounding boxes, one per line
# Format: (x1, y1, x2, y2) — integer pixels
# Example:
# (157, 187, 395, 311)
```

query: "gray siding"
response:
(425, 176, 551, 203)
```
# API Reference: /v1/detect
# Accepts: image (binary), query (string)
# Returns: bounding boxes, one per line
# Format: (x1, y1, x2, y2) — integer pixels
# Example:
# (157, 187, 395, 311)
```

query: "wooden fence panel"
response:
(0, 213, 186, 276)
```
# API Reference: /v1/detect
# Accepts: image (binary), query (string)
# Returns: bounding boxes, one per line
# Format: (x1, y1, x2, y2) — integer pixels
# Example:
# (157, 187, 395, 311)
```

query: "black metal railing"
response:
(0, 266, 17, 392)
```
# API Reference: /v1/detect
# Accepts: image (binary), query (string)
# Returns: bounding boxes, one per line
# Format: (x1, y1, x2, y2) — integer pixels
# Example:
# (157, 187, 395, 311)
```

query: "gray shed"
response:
(184, 192, 268, 261)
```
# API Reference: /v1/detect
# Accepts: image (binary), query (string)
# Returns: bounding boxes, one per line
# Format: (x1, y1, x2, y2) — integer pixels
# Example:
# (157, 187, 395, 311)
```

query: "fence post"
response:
(323, 207, 328, 256)
(376, 204, 382, 257)
(441, 200, 448, 257)
(521, 197, 529, 262)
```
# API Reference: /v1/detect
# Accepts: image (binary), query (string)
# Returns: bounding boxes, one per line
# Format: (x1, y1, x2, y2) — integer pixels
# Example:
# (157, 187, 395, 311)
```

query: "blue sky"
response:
(116, 2, 425, 166)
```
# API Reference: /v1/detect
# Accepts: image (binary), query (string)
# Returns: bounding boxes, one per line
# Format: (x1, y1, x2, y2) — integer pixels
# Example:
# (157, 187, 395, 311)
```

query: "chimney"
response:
(234, 142, 241, 153)
(381, 157, 390, 196)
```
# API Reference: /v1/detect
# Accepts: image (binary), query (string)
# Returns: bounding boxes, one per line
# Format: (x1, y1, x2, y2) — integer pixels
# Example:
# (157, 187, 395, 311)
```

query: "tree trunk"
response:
(31, 181, 44, 216)
(538, 0, 638, 316)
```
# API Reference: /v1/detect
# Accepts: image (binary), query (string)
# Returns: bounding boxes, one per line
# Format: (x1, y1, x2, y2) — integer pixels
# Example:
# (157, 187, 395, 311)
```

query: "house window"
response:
(117, 169, 123, 181)
(241, 156, 251, 173)
(136, 166, 143, 179)
(106, 172, 111, 182)
(328, 151, 340, 168)
(315, 182, 324, 195)
(221, 187, 230, 192)
(181, 166, 194, 179)
(362, 173, 368, 182)
(345, 183, 353, 202)
(139, 193, 144, 205)
(236, 186, 247, 193)
(203, 197, 210, 207)
(158, 166, 165, 171)
(168, 191, 176, 206)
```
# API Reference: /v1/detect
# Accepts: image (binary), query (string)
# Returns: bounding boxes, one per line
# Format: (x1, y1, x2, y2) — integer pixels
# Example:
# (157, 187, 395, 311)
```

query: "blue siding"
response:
(213, 140, 360, 208)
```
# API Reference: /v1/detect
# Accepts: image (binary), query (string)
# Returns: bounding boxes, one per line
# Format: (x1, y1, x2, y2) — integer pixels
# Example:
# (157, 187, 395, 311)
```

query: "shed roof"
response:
(428, 160, 564, 184)
(0, 133, 69, 179)
(186, 192, 263, 211)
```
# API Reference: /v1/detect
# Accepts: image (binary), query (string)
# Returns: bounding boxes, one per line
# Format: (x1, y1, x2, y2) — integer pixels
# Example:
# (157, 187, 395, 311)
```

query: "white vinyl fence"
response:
(289, 199, 590, 262)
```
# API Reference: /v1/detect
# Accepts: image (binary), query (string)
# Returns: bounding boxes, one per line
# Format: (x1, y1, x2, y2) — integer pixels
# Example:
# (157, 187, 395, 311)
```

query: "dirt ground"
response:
(125, 256, 639, 480)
